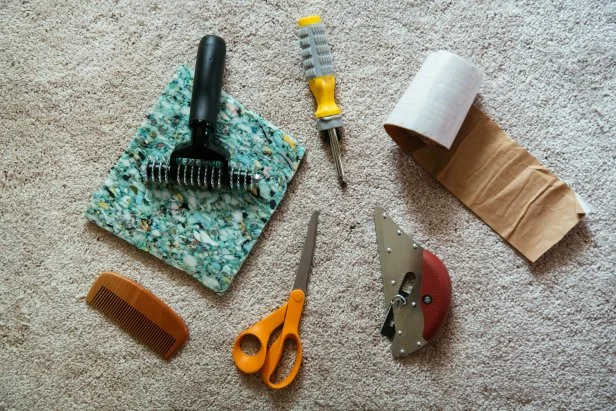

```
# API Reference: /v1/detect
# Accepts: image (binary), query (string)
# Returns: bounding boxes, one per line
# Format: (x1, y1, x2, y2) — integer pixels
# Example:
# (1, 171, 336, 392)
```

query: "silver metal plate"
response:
(374, 207, 427, 357)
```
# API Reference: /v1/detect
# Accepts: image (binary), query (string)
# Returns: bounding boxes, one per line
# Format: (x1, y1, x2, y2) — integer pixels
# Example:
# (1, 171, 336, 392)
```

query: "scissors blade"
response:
(293, 211, 319, 293)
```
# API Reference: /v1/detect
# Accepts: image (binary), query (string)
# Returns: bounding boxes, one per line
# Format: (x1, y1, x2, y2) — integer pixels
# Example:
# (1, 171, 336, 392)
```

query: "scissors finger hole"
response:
(271, 338, 300, 384)
(239, 334, 262, 356)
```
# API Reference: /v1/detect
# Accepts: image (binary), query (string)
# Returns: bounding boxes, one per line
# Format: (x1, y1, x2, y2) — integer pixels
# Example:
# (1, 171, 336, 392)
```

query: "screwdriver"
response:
(297, 15, 346, 186)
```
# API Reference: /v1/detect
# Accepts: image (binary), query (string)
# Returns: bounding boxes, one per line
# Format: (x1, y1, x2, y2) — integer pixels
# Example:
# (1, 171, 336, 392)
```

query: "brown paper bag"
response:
(385, 106, 586, 262)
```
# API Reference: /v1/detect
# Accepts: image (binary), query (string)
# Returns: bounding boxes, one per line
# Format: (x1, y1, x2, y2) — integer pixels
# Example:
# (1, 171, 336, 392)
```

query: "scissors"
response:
(232, 211, 318, 389)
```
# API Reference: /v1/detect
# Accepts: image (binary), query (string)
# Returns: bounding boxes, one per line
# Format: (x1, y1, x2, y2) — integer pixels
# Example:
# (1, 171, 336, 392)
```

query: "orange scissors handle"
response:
(231, 289, 306, 389)
(232, 304, 286, 374)
(261, 289, 304, 389)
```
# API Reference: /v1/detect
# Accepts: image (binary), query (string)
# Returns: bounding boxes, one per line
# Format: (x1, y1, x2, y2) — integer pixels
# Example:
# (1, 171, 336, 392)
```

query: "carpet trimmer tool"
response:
(374, 207, 452, 357)
(143, 35, 262, 191)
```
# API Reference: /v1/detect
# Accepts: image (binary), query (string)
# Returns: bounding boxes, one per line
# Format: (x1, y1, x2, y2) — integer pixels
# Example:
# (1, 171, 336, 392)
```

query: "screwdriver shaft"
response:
(326, 128, 345, 185)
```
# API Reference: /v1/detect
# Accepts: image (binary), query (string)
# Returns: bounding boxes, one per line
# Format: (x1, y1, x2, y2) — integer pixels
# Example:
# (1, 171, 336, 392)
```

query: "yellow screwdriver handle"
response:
(308, 76, 340, 119)
(298, 15, 342, 121)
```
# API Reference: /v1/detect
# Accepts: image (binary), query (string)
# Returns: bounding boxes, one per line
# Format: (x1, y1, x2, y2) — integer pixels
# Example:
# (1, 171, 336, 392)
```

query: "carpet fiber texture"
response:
(1, 0, 614, 409)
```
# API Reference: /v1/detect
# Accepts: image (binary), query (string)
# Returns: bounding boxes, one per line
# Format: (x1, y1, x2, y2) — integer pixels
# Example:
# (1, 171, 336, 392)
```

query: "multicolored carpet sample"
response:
(85, 65, 305, 293)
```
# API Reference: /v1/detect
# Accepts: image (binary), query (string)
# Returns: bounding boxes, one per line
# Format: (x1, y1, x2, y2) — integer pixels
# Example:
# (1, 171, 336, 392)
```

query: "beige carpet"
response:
(1, 0, 615, 409)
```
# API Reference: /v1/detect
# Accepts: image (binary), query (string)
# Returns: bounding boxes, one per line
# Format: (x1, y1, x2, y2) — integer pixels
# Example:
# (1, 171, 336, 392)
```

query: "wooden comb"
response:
(86, 272, 188, 360)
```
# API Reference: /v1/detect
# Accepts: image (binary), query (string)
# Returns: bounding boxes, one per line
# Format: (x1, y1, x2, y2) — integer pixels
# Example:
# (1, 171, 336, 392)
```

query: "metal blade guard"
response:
(374, 207, 452, 357)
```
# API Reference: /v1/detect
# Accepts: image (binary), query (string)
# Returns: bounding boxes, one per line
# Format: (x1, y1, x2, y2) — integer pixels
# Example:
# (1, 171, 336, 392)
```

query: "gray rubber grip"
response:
(298, 23, 335, 81)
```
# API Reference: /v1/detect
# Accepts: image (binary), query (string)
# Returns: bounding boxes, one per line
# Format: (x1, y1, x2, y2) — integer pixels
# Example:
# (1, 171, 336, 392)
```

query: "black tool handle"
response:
(189, 35, 226, 126)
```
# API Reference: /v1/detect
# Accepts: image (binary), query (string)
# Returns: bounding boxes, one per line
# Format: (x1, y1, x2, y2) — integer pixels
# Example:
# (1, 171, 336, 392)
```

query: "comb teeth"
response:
(86, 272, 188, 360)
(90, 286, 176, 357)
(142, 158, 262, 191)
